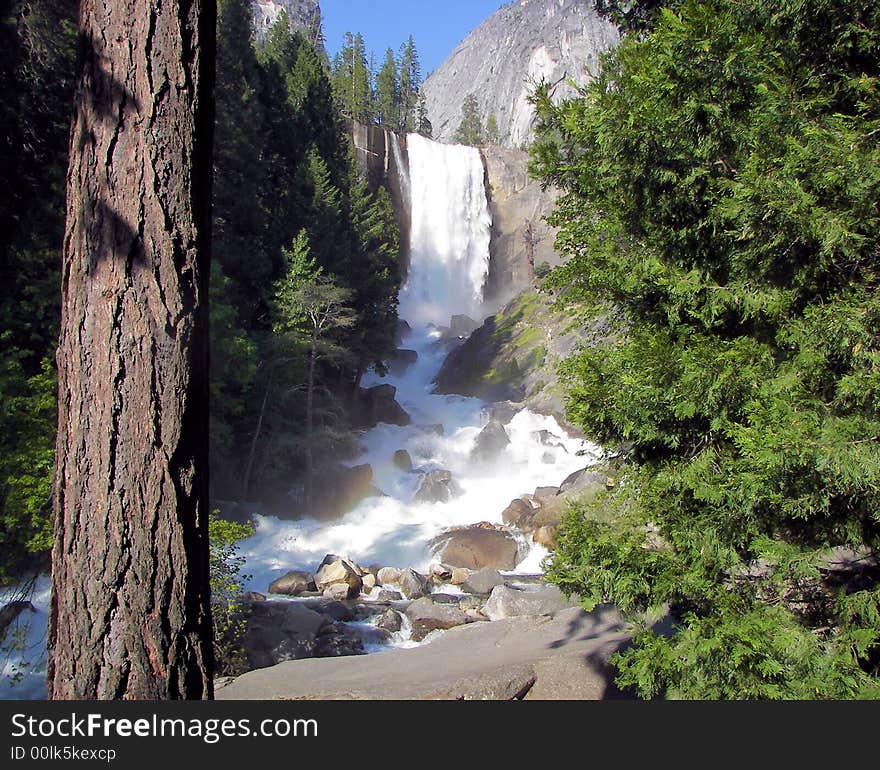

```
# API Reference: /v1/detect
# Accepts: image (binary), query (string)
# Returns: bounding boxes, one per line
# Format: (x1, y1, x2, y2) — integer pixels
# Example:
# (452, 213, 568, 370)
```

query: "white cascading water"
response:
(398, 133, 491, 325)
(0, 135, 601, 699)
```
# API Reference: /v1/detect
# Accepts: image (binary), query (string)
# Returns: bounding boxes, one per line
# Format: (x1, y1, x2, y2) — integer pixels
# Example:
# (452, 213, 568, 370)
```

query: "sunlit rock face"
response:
(251, 0, 323, 45)
(422, 0, 619, 149)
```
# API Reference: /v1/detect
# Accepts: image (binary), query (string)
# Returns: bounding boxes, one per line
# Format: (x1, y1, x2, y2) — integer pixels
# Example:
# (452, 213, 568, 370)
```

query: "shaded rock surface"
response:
(414, 469, 463, 503)
(471, 419, 511, 461)
(219, 605, 631, 700)
(268, 571, 315, 596)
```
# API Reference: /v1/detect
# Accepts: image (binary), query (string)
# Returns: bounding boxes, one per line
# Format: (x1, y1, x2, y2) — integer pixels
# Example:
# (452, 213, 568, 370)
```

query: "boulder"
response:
(376, 589, 403, 602)
(375, 608, 403, 633)
(242, 601, 331, 670)
(376, 567, 402, 586)
(322, 584, 350, 601)
(397, 569, 429, 600)
(389, 348, 419, 376)
(471, 419, 510, 461)
(532, 429, 563, 446)
(316, 600, 354, 623)
(414, 469, 463, 503)
(450, 567, 470, 585)
(429, 563, 453, 582)
(431, 526, 520, 571)
(396, 319, 412, 344)
(362, 573, 377, 592)
(483, 401, 524, 425)
(405, 597, 471, 641)
(558, 467, 606, 495)
(501, 497, 536, 529)
(268, 571, 315, 596)
(312, 465, 382, 519)
(458, 595, 484, 612)
(240, 592, 267, 603)
(450, 314, 480, 337)
(483, 584, 573, 621)
(313, 628, 365, 658)
(463, 568, 505, 595)
(393, 449, 414, 472)
(314, 559, 364, 599)
(359, 384, 411, 427)
(533, 486, 559, 502)
(533, 526, 557, 548)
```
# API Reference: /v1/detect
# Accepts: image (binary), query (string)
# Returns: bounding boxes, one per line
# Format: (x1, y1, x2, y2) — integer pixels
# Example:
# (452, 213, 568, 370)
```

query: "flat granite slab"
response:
(216, 604, 632, 700)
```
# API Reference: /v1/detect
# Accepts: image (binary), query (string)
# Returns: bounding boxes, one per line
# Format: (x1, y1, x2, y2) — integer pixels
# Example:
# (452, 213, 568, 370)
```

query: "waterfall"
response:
(398, 134, 492, 326)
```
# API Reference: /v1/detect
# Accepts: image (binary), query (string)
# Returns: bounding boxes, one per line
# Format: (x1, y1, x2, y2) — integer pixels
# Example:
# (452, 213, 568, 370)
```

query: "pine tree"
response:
(375, 47, 399, 128)
(485, 113, 501, 145)
(398, 35, 421, 132)
(454, 93, 484, 146)
(532, 0, 880, 699)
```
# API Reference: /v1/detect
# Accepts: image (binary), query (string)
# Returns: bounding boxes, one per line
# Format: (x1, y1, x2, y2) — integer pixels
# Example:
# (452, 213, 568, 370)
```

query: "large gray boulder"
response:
(393, 449, 414, 472)
(501, 497, 536, 529)
(471, 420, 510, 461)
(268, 571, 315, 596)
(431, 526, 520, 571)
(414, 469, 463, 503)
(483, 584, 574, 621)
(358, 384, 411, 427)
(405, 597, 471, 641)
(462, 568, 505, 595)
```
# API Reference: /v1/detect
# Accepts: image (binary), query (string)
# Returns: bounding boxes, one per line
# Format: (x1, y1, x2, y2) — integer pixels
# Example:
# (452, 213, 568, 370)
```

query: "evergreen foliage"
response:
(454, 94, 484, 146)
(532, 0, 880, 698)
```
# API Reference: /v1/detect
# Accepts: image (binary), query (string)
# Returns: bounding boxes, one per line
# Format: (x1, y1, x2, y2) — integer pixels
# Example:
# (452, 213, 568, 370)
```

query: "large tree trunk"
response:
(48, 0, 216, 700)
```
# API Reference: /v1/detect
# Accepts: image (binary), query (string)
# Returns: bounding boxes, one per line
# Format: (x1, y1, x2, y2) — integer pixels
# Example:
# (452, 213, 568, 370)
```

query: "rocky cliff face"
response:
(251, 0, 322, 43)
(422, 0, 618, 148)
(482, 144, 560, 304)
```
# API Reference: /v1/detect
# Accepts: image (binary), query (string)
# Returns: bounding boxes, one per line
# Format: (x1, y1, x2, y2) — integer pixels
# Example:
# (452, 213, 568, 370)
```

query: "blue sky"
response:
(320, 1, 508, 77)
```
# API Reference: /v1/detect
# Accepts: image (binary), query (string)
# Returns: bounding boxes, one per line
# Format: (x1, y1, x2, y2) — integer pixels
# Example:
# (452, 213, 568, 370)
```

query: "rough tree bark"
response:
(48, 0, 217, 699)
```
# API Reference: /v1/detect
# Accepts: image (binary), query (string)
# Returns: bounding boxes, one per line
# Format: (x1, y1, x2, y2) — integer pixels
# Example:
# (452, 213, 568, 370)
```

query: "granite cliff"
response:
(422, 0, 618, 148)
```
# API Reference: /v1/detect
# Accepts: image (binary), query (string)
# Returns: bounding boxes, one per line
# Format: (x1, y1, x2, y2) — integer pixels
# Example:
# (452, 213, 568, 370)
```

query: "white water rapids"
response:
(242, 134, 597, 588)
(0, 134, 600, 699)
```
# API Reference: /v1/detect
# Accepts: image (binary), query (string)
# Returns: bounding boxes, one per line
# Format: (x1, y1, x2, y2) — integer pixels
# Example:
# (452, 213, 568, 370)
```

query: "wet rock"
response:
(532, 429, 564, 447)
(376, 589, 403, 602)
(316, 600, 354, 623)
(314, 624, 365, 658)
(471, 419, 510, 461)
(483, 401, 525, 425)
(268, 571, 315, 596)
(396, 319, 412, 344)
(375, 608, 403, 633)
(463, 568, 505, 595)
(501, 498, 536, 529)
(393, 449, 414, 472)
(240, 592, 267, 603)
(533, 526, 557, 548)
(431, 526, 519, 571)
(362, 573, 376, 592)
(358, 384, 412, 428)
(312, 465, 383, 518)
(414, 469, 463, 503)
(483, 584, 572, 621)
(405, 597, 471, 641)
(389, 349, 419, 376)
(242, 601, 331, 670)
(450, 314, 480, 337)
